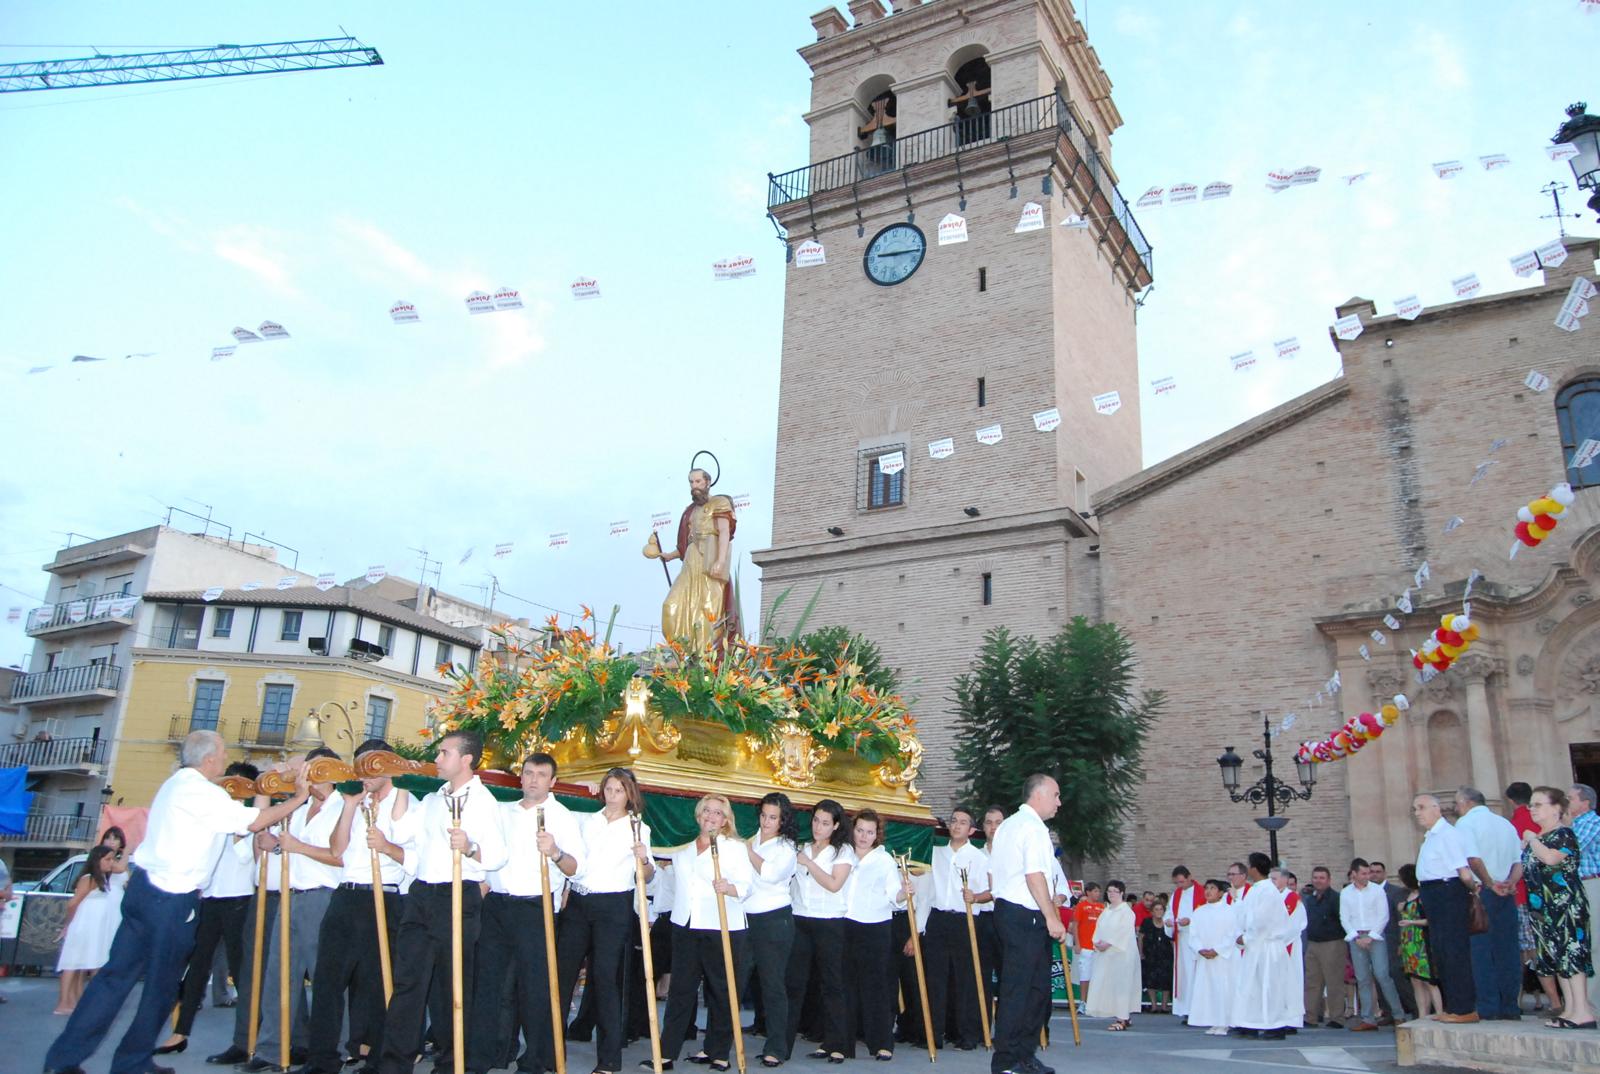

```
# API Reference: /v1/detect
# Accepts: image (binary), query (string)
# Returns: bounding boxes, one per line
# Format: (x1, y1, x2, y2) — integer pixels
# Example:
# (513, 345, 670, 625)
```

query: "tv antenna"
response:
(1541, 181, 1583, 239)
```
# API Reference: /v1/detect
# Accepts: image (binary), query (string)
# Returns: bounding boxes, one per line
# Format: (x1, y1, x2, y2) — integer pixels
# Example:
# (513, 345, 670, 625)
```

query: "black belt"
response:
(339, 881, 399, 893)
(1419, 878, 1462, 886)
(493, 893, 547, 902)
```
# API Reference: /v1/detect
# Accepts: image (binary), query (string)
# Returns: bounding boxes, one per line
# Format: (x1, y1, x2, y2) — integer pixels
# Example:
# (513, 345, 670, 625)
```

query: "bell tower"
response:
(753, 0, 1151, 801)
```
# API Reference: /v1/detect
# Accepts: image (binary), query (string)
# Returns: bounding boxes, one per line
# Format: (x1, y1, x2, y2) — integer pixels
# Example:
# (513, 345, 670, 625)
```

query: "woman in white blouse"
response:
(558, 767, 653, 1074)
(742, 792, 798, 1067)
(841, 808, 909, 1062)
(653, 794, 753, 1072)
(785, 799, 853, 1063)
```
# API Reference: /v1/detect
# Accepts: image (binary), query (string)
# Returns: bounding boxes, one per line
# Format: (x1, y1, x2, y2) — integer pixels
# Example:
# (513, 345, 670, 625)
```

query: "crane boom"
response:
(0, 37, 382, 94)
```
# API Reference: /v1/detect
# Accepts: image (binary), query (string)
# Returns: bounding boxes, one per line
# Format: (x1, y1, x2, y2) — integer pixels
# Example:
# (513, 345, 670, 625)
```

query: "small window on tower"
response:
(981, 573, 993, 605)
(857, 446, 908, 511)
(978, 377, 987, 407)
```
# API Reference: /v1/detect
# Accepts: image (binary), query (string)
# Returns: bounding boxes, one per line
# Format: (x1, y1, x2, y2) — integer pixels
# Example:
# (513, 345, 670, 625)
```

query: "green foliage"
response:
(774, 624, 904, 698)
(953, 618, 1162, 865)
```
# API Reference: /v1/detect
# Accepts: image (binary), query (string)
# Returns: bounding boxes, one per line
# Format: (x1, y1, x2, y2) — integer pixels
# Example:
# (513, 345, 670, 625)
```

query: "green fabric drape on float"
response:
(357, 776, 934, 861)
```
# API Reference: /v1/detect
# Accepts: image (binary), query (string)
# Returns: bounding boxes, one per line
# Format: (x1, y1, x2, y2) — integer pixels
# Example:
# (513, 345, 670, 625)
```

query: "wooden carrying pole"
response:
(363, 802, 393, 1003)
(897, 856, 936, 1064)
(279, 833, 292, 1071)
(536, 807, 568, 1074)
(245, 849, 269, 1059)
(631, 813, 663, 1074)
(959, 868, 992, 1050)
(1062, 941, 1081, 1046)
(448, 792, 467, 1074)
(708, 841, 746, 1074)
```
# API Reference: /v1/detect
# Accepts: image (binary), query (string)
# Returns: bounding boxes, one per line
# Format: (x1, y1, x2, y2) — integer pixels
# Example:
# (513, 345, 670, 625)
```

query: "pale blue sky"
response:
(1, 0, 1595, 668)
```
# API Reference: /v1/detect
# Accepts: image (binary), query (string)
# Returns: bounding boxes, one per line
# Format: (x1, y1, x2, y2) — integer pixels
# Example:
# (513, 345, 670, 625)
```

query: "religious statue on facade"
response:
(644, 463, 739, 650)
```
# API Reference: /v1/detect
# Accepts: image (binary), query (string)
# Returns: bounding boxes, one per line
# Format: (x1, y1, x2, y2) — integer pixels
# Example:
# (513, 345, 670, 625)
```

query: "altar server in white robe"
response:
(1229, 854, 1295, 1039)
(1280, 870, 1307, 1030)
(1084, 880, 1141, 1029)
(1186, 880, 1239, 1035)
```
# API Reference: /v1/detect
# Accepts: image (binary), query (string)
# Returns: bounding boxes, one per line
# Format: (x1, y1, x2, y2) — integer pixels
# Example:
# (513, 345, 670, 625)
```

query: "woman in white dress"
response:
(54, 844, 126, 1013)
(1084, 880, 1141, 1030)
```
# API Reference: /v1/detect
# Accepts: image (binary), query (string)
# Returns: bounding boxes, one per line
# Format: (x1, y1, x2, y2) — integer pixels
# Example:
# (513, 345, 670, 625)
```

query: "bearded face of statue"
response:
(688, 469, 711, 505)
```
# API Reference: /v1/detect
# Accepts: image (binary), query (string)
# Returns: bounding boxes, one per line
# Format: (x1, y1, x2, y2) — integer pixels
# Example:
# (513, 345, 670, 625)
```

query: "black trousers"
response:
(556, 891, 634, 1071)
(842, 919, 894, 1057)
(661, 925, 747, 1062)
(974, 912, 999, 1018)
(308, 885, 398, 1073)
(1419, 879, 1477, 1016)
(785, 916, 846, 1056)
(891, 911, 924, 1044)
(230, 891, 280, 1051)
(174, 894, 249, 1036)
(989, 901, 1049, 1074)
(468, 893, 556, 1074)
(378, 880, 482, 1074)
(740, 906, 794, 1059)
(924, 910, 982, 1047)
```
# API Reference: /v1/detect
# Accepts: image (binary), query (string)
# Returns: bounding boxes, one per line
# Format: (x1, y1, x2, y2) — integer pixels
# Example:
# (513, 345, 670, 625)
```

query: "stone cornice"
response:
(1095, 378, 1349, 515)
(131, 647, 449, 695)
(753, 504, 1095, 570)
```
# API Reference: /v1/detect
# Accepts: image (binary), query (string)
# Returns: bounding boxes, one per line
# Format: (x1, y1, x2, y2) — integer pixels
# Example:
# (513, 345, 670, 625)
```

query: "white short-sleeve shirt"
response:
(987, 803, 1054, 908)
(132, 767, 261, 894)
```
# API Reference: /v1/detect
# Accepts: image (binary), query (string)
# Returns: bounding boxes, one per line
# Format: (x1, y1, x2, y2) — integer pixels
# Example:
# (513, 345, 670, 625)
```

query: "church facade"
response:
(753, 0, 1599, 885)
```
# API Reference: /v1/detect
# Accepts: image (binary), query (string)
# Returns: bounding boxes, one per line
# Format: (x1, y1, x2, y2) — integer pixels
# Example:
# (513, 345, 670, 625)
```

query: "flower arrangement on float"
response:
(419, 608, 918, 771)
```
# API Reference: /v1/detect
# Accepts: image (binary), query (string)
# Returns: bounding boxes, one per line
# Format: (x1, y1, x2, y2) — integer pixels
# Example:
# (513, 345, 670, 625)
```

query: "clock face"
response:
(863, 223, 927, 286)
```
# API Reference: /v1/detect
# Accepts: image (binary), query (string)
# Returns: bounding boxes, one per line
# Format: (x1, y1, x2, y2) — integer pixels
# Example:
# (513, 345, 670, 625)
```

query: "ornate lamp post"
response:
(1216, 711, 1317, 865)
(1554, 102, 1600, 220)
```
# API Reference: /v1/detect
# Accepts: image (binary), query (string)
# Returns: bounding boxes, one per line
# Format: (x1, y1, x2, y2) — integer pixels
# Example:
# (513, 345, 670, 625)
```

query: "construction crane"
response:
(0, 37, 382, 94)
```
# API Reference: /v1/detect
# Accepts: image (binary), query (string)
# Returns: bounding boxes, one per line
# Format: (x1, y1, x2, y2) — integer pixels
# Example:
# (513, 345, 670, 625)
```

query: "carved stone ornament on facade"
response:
(1424, 674, 1455, 702)
(1581, 656, 1600, 695)
(1539, 617, 1559, 635)
(1517, 654, 1536, 676)
(1574, 592, 1594, 607)
(1367, 668, 1405, 697)
(1454, 653, 1499, 682)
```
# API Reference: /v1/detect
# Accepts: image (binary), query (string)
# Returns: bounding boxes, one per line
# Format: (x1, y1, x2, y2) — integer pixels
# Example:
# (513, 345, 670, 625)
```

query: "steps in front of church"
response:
(1397, 1016, 1600, 1072)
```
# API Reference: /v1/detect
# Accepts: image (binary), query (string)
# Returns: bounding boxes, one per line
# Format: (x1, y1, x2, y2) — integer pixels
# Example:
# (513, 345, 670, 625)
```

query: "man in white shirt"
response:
(300, 739, 419, 1074)
(1340, 859, 1402, 1030)
(1452, 786, 1524, 1021)
(467, 752, 582, 1074)
(245, 747, 346, 1072)
(378, 730, 510, 1074)
(987, 775, 1065, 1074)
(915, 806, 991, 1050)
(43, 730, 307, 1074)
(1411, 793, 1480, 1022)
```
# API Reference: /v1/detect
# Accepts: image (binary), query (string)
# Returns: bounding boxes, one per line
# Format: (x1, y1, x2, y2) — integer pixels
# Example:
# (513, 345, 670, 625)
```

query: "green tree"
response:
(953, 617, 1162, 867)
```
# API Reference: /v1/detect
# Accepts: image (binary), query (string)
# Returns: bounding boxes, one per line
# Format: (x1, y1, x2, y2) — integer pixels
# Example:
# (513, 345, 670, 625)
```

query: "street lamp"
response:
(1216, 711, 1316, 865)
(1554, 101, 1600, 220)
(292, 700, 361, 754)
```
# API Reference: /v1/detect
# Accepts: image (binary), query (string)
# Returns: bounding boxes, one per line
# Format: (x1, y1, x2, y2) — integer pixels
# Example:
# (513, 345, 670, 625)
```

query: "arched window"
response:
(1556, 378, 1600, 489)
(950, 56, 992, 145)
(857, 76, 897, 177)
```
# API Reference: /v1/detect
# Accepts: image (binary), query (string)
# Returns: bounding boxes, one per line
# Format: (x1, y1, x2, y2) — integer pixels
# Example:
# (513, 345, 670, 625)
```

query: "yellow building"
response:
(113, 586, 484, 807)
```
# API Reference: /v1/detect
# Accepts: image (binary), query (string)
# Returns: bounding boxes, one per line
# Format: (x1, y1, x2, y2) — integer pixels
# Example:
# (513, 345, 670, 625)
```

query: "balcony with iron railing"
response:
(767, 91, 1152, 290)
(0, 812, 98, 845)
(237, 720, 291, 748)
(25, 593, 139, 636)
(10, 663, 122, 704)
(0, 735, 107, 773)
(169, 714, 227, 741)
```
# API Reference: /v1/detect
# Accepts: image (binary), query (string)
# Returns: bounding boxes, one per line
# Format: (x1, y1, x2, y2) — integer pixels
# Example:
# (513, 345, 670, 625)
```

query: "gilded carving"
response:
(594, 678, 682, 758)
(757, 720, 831, 789)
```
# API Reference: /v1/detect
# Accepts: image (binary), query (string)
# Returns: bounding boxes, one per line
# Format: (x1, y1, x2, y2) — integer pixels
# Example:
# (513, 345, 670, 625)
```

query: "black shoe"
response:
(42, 1068, 86, 1074)
(208, 1049, 250, 1066)
(155, 1040, 189, 1056)
(144, 1066, 176, 1074)
(953, 1042, 977, 1052)
(686, 1057, 712, 1067)
(1324, 1020, 1343, 1029)
(1023, 1059, 1054, 1074)
(1228, 1028, 1259, 1038)
(638, 1063, 673, 1072)
(218, 999, 238, 1008)
(1285, 1028, 1298, 1035)
(805, 1053, 828, 1062)
(239, 1060, 282, 1073)
(1259, 1029, 1287, 1041)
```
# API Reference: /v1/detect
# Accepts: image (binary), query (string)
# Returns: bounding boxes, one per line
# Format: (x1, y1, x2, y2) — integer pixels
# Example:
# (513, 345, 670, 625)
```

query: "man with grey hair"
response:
(1412, 793, 1480, 1022)
(42, 730, 309, 1074)
(1453, 786, 1523, 1019)
(1568, 782, 1600, 1013)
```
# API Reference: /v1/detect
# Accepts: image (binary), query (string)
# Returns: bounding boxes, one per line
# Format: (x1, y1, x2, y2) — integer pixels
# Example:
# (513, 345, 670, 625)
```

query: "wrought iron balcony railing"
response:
(0, 735, 107, 770)
(10, 662, 122, 701)
(169, 714, 226, 740)
(238, 720, 291, 747)
(0, 812, 98, 844)
(767, 91, 1152, 283)
(25, 593, 139, 634)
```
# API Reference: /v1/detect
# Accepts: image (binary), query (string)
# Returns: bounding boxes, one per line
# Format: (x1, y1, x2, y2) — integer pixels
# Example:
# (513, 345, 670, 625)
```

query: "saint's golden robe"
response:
(662, 494, 737, 649)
